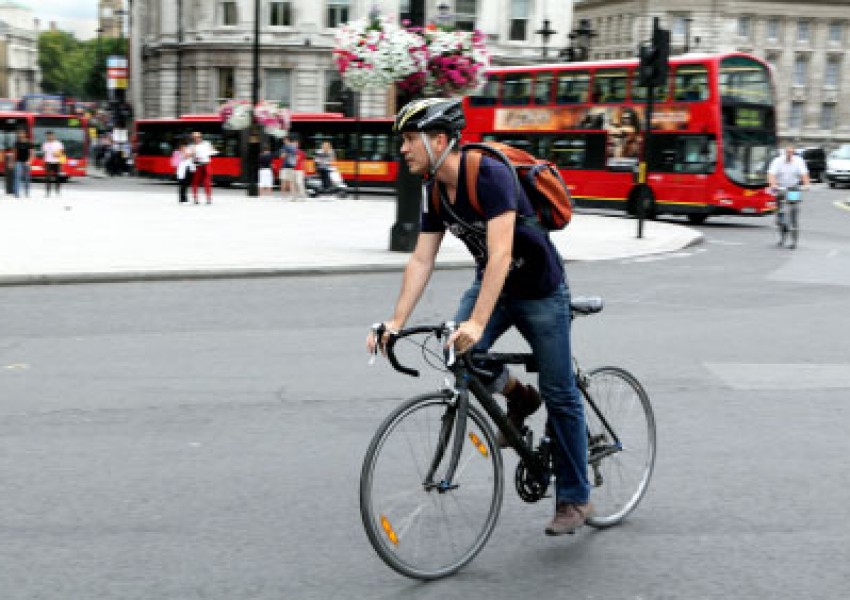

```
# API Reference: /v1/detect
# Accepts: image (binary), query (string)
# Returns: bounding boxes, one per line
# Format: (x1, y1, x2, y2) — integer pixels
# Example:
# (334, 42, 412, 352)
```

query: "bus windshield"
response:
(723, 129, 775, 187)
(719, 57, 773, 105)
(34, 119, 87, 159)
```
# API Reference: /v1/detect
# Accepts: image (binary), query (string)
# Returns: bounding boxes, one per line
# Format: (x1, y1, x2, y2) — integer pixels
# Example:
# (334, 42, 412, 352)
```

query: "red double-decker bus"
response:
(463, 52, 778, 223)
(0, 112, 89, 180)
(134, 113, 398, 189)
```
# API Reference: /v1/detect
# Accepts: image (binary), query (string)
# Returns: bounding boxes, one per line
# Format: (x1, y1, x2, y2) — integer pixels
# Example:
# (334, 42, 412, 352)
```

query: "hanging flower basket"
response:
(218, 99, 253, 131)
(420, 26, 490, 97)
(333, 14, 427, 92)
(217, 100, 291, 137)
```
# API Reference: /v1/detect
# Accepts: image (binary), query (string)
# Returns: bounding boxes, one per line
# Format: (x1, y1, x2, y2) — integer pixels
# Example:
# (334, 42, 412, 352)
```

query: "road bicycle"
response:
(774, 186, 802, 249)
(360, 297, 656, 580)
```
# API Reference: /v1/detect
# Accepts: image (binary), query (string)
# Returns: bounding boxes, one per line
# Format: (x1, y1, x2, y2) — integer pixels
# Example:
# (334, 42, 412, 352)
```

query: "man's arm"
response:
(366, 231, 444, 353)
(449, 210, 515, 353)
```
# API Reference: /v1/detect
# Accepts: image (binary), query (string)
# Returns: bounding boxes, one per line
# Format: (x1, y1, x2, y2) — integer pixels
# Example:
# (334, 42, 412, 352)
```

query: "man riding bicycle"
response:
(365, 98, 591, 535)
(768, 144, 810, 249)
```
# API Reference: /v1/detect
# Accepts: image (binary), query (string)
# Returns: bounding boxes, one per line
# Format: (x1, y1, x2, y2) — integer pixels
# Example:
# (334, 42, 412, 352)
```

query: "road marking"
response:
(835, 201, 850, 213)
(705, 363, 850, 390)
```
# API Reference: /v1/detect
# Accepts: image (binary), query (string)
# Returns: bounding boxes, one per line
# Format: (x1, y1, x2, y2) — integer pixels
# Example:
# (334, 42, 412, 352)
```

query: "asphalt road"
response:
(0, 183, 848, 599)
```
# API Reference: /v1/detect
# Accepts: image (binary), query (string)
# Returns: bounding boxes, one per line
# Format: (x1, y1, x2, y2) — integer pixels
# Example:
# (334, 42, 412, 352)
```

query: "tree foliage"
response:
(38, 31, 127, 101)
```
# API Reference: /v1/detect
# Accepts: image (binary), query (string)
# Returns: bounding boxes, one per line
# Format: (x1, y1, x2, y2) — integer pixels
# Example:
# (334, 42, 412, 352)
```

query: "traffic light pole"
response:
(636, 17, 669, 239)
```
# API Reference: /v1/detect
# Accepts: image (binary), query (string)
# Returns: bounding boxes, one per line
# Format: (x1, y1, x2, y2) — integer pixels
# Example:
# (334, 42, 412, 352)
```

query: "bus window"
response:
(673, 65, 709, 101)
(481, 133, 545, 157)
(551, 133, 607, 169)
(502, 73, 532, 106)
(630, 71, 669, 103)
(719, 56, 773, 105)
(723, 129, 775, 187)
(469, 74, 499, 106)
(555, 71, 590, 104)
(533, 73, 554, 105)
(591, 69, 628, 103)
(647, 134, 716, 174)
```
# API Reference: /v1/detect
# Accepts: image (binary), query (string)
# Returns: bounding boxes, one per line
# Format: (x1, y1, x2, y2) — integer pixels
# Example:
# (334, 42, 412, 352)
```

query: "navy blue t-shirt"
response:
(420, 154, 564, 299)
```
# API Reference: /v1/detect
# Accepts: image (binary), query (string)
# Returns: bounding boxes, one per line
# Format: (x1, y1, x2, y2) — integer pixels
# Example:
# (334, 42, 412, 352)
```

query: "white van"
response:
(826, 144, 850, 188)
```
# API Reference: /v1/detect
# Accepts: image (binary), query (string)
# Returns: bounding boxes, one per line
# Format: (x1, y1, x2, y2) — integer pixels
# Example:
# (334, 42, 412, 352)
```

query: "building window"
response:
(793, 55, 808, 86)
(797, 20, 810, 42)
(509, 0, 529, 41)
(737, 16, 751, 39)
(825, 56, 841, 87)
(270, 2, 292, 26)
(455, 0, 476, 32)
(766, 18, 780, 41)
(265, 69, 292, 107)
(672, 16, 688, 37)
(789, 101, 804, 129)
(324, 71, 347, 115)
(327, 0, 349, 28)
(220, 1, 238, 26)
(217, 67, 235, 103)
(820, 104, 835, 130)
(828, 21, 843, 43)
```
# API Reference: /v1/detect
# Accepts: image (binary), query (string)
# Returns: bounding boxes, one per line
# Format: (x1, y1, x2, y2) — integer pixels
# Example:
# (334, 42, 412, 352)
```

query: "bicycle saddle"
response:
(570, 296, 604, 315)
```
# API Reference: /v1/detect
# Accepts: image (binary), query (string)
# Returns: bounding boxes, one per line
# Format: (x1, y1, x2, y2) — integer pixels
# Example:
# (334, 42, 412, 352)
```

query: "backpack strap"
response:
(464, 150, 485, 218)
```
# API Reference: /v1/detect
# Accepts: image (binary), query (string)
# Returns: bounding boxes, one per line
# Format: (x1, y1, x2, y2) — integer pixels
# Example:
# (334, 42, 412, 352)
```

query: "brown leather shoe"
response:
(545, 502, 593, 536)
(496, 383, 542, 448)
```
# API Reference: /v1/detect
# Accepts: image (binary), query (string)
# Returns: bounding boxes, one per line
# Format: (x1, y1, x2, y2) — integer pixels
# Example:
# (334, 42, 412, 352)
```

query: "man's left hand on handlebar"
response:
(447, 320, 484, 354)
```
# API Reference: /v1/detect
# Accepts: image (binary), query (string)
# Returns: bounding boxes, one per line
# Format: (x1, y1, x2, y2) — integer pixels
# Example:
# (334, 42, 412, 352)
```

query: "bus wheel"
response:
(687, 214, 708, 225)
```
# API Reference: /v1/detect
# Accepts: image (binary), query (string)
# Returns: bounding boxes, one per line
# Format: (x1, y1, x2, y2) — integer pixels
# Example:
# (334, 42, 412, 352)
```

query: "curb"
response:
(0, 233, 703, 287)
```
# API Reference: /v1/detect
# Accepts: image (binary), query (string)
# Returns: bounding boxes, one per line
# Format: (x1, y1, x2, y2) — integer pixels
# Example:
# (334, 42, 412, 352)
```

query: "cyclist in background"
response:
(365, 98, 591, 535)
(768, 144, 810, 249)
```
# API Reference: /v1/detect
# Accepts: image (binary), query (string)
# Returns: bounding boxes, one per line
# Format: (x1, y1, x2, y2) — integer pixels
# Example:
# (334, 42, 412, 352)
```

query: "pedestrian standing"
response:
(190, 131, 216, 204)
(292, 139, 307, 200)
(279, 136, 297, 198)
(258, 144, 274, 197)
(41, 131, 64, 197)
(173, 138, 194, 203)
(14, 130, 32, 198)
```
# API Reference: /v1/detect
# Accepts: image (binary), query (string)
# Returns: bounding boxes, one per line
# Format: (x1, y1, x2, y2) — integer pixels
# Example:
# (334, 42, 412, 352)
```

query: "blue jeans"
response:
(14, 162, 30, 197)
(454, 279, 590, 505)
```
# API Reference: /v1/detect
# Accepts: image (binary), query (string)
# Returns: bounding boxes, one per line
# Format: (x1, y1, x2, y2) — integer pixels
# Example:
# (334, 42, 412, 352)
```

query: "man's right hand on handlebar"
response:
(366, 321, 401, 356)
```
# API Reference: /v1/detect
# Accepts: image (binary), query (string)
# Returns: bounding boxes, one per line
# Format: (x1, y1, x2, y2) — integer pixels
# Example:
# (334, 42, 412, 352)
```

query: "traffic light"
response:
(638, 25, 670, 87)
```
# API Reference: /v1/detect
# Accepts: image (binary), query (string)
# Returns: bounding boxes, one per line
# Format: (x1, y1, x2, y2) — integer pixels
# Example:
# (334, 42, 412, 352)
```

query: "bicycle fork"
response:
(422, 385, 469, 493)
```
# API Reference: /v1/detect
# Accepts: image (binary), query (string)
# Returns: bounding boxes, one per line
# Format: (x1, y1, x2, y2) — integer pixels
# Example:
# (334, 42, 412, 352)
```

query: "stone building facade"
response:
(99, 0, 128, 39)
(131, 0, 575, 120)
(573, 0, 850, 147)
(0, 1, 39, 99)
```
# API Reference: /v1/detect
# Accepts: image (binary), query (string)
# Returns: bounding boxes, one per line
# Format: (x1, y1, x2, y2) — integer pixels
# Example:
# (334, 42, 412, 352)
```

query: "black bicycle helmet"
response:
(393, 98, 465, 137)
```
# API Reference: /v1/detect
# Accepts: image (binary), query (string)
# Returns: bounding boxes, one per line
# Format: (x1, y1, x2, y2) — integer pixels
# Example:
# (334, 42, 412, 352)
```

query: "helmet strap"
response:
(420, 131, 456, 179)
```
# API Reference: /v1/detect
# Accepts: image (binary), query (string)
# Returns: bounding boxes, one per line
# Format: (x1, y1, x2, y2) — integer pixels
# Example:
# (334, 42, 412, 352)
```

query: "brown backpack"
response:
(431, 142, 573, 232)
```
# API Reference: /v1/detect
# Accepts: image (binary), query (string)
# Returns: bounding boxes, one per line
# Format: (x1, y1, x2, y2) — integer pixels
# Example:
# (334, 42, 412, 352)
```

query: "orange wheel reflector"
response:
(380, 515, 399, 546)
(468, 432, 489, 457)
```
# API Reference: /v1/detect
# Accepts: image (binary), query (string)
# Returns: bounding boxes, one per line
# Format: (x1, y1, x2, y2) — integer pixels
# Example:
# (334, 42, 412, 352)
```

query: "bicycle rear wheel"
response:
(582, 366, 655, 528)
(360, 392, 504, 580)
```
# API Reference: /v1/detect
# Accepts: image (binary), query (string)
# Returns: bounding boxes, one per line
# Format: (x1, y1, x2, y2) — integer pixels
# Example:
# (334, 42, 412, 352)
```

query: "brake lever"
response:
(443, 321, 457, 368)
(368, 322, 386, 366)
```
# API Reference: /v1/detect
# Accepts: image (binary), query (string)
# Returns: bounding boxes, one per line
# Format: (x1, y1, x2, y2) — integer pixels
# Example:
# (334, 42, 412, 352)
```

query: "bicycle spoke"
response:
(361, 394, 504, 580)
(583, 367, 655, 528)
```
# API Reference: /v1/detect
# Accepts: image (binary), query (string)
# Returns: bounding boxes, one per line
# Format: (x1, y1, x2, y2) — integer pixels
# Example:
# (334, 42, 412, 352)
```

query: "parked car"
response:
(825, 144, 850, 188)
(795, 147, 826, 182)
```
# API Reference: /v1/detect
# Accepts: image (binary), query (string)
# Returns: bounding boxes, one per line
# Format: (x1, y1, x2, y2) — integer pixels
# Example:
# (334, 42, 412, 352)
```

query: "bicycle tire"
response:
(360, 392, 504, 580)
(582, 366, 656, 528)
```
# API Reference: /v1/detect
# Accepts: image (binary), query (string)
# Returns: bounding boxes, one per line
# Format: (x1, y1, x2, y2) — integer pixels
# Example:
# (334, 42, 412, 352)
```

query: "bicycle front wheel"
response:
(360, 392, 504, 580)
(583, 366, 656, 528)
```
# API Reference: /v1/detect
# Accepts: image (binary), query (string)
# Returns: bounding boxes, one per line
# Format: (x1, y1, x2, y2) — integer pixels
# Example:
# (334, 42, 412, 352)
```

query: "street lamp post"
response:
(569, 18, 597, 62)
(247, 0, 260, 197)
(535, 19, 557, 59)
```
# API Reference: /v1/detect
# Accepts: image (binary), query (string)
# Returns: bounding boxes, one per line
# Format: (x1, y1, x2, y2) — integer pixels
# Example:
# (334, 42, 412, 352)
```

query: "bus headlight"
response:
(68, 159, 78, 166)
